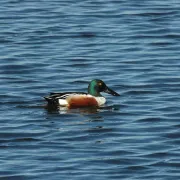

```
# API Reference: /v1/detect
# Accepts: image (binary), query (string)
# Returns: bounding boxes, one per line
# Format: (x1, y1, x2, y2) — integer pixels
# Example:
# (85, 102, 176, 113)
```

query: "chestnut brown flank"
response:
(68, 96, 98, 108)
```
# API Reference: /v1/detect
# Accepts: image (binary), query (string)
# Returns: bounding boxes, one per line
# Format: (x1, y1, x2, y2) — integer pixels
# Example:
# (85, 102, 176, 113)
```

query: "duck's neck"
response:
(88, 83, 101, 97)
(88, 89, 101, 97)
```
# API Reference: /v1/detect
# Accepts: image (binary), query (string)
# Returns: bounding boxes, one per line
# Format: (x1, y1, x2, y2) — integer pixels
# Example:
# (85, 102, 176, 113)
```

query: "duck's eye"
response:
(98, 82, 102, 86)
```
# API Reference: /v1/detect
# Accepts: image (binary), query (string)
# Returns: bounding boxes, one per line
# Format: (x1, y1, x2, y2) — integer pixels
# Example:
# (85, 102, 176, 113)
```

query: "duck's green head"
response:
(88, 79, 120, 97)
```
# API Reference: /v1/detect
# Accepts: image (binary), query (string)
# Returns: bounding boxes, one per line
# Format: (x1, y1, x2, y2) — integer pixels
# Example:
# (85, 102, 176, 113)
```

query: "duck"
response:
(44, 79, 120, 108)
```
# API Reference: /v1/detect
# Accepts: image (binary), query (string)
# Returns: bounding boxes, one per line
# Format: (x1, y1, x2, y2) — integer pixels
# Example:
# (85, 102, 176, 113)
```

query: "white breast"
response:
(95, 96, 106, 106)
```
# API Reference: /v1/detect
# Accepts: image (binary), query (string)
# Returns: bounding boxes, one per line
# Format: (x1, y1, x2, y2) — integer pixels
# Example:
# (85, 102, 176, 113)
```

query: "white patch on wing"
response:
(68, 94, 92, 99)
(58, 99, 68, 106)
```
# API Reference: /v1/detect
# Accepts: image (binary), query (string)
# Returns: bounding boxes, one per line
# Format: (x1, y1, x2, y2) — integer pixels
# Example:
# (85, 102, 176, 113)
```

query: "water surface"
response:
(1, 0, 180, 179)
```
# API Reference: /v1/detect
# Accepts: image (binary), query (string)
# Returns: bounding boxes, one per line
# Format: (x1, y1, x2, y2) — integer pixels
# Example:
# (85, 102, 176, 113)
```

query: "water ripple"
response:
(1, 0, 180, 179)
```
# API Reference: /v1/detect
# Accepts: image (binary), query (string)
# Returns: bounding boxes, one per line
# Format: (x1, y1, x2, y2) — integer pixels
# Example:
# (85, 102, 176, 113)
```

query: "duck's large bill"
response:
(104, 87, 120, 96)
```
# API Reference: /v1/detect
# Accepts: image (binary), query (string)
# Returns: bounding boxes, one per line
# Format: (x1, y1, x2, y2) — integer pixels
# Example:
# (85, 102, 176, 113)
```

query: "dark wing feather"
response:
(50, 92, 87, 95)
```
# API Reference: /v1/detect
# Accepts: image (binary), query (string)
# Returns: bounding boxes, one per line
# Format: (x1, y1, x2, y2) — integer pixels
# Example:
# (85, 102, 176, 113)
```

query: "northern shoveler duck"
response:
(44, 79, 120, 108)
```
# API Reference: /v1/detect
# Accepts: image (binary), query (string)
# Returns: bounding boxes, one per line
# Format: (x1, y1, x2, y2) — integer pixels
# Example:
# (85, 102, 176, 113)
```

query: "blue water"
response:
(1, 0, 180, 179)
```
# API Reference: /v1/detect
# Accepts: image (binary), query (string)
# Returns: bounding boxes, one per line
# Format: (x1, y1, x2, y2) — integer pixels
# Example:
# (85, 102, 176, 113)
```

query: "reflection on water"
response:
(45, 104, 120, 115)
